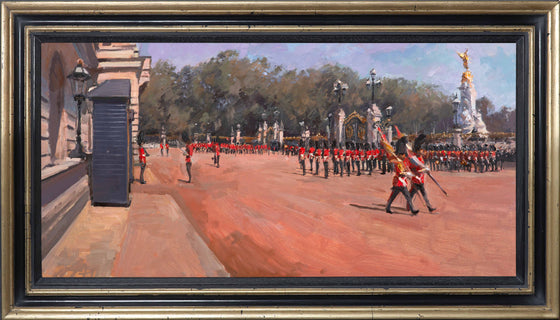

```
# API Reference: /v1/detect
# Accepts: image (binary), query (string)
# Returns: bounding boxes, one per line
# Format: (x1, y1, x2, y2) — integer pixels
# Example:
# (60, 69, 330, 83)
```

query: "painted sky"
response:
(139, 43, 516, 110)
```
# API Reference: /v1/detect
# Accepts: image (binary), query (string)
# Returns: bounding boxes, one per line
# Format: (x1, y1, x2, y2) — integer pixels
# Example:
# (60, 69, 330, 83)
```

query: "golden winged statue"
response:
(457, 49, 470, 70)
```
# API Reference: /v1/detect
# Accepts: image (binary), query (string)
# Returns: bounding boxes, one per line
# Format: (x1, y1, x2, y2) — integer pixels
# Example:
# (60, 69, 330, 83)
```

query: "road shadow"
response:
(352, 203, 415, 216)
(373, 202, 440, 215)
(372, 203, 408, 211)
(177, 179, 191, 184)
(350, 203, 413, 216)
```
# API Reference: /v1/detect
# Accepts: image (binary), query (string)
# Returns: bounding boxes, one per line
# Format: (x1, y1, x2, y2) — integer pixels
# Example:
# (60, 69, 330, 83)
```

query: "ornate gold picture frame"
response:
(1, 1, 558, 319)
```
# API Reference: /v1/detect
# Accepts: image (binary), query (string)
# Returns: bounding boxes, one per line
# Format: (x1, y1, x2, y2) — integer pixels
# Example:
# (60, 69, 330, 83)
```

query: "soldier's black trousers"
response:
(315, 159, 320, 175)
(386, 186, 417, 212)
(409, 183, 433, 209)
(186, 162, 192, 182)
(140, 162, 146, 183)
(339, 160, 344, 176)
(324, 161, 329, 178)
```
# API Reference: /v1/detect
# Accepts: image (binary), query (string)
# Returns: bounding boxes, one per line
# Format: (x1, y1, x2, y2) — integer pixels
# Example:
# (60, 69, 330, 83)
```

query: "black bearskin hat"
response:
(395, 136, 409, 155)
(413, 134, 426, 153)
(137, 131, 145, 146)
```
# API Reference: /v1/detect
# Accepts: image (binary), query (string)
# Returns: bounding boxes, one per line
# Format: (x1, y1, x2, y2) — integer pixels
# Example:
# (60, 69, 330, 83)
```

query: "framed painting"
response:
(1, 1, 558, 319)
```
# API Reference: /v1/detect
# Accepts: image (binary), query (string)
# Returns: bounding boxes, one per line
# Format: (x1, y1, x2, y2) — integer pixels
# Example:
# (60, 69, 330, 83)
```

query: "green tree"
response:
(139, 60, 180, 135)
(140, 50, 491, 141)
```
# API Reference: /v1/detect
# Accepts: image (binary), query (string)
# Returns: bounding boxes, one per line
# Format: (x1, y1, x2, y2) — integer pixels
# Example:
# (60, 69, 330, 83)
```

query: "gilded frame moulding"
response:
(1, 1, 558, 319)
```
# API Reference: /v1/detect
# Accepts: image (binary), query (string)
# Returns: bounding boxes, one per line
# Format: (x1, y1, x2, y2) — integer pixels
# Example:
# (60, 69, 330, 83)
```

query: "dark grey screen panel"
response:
(92, 101, 129, 206)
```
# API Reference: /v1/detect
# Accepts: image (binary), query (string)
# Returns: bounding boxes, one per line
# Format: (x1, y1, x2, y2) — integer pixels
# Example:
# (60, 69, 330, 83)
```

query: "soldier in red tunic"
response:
(138, 142, 149, 184)
(332, 143, 339, 175)
(338, 147, 345, 177)
(165, 141, 169, 156)
(308, 144, 315, 174)
(322, 142, 330, 179)
(299, 143, 306, 175)
(184, 140, 194, 183)
(386, 137, 418, 215)
(344, 146, 352, 177)
(160, 141, 164, 156)
(314, 144, 322, 175)
(214, 143, 220, 168)
(354, 145, 361, 176)
(408, 134, 436, 212)
(379, 148, 387, 174)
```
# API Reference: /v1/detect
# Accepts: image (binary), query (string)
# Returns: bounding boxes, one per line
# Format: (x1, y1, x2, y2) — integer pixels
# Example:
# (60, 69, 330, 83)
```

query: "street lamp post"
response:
(333, 79, 348, 104)
(67, 59, 91, 159)
(385, 106, 393, 143)
(365, 68, 382, 105)
(327, 112, 333, 145)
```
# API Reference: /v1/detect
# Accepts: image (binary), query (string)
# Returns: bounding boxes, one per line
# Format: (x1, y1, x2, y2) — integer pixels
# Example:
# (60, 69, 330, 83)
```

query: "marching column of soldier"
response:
(289, 139, 511, 179)
(136, 131, 512, 214)
(138, 139, 510, 184)
(425, 144, 513, 173)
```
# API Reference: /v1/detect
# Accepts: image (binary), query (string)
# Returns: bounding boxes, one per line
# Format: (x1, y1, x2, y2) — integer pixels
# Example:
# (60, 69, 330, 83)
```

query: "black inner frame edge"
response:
(10, 13, 546, 307)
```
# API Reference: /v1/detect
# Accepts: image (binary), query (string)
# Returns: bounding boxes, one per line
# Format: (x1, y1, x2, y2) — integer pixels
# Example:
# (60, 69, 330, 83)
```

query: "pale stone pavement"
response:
(42, 167, 228, 277)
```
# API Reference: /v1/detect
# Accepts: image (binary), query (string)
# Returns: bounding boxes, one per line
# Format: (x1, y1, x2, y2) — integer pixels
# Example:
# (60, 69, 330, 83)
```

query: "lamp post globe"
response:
(67, 59, 91, 158)
(366, 68, 382, 105)
(333, 79, 348, 104)
(386, 106, 393, 118)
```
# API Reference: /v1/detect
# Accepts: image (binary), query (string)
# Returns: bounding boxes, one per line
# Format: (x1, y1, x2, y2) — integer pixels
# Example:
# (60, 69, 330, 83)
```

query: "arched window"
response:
(48, 51, 66, 164)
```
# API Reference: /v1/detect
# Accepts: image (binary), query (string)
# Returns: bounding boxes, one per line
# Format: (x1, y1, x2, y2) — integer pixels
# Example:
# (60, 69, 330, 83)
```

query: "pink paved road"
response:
(133, 147, 516, 277)
(43, 147, 516, 277)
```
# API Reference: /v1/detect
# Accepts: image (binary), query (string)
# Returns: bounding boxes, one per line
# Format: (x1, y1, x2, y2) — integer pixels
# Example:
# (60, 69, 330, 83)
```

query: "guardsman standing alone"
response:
(160, 141, 164, 156)
(184, 141, 193, 183)
(214, 143, 220, 168)
(165, 141, 169, 156)
(139, 142, 149, 184)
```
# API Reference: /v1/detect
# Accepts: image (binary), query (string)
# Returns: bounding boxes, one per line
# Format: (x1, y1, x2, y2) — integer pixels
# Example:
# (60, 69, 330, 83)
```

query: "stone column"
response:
(333, 108, 345, 147)
(453, 127, 462, 148)
(279, 121, 284, 145)
(367, 108, 374, 144)
(262, 121, 268, 145)
(386, 125, 393, 146)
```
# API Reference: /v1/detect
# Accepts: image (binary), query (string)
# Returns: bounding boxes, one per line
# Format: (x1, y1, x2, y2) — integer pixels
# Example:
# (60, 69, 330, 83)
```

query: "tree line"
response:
(139, 50, 514, 140)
